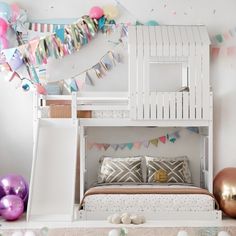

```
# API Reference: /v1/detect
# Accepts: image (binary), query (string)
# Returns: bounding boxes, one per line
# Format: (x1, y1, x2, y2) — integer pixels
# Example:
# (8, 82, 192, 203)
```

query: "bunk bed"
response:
(27, 25, 221, 222)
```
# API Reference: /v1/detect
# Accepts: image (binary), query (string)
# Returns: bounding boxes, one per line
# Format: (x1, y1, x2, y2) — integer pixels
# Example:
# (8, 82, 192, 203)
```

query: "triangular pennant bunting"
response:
(76, 77, 85, 90)
(87, 142, 94, 150)
(70, 79, 78, 92)
(55, 28, 65, 43)
(134, 141, 142, 149)
(85, 72, 94, 86)
(3, 48, 17, 62)
(126, 143, 133, 150)
(103, 144, 110, 151)
(186, 127, 199, 134)
(159, 136, 166, 144)
(150, 138, 158, 147)
(143, 140, 149, 148)
(119, 143, 126, 150)
(111, 144, 119, 151)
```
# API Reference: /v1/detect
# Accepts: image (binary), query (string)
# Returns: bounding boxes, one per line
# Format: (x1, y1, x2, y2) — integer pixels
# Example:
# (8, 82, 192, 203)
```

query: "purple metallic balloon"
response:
(0, 174, 28, 209)
(0, 185, 5, 199)
(0, 195, 24, 221)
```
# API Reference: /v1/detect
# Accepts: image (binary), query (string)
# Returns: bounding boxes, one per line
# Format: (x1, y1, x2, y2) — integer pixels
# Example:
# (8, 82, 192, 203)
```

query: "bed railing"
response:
(130, 91, 212, 121)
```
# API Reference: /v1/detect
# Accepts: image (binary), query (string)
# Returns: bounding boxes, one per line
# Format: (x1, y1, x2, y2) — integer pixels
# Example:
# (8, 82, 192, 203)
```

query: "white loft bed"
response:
(27, 25, 221, 222)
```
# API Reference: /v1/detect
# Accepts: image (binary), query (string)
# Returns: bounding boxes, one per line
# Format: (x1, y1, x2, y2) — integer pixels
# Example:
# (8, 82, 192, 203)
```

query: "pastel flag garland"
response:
(88, 130, 181, 152)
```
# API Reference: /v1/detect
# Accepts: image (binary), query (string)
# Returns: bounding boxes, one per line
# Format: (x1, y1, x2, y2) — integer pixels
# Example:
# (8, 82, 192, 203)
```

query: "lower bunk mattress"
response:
(80, 185, 217, 214)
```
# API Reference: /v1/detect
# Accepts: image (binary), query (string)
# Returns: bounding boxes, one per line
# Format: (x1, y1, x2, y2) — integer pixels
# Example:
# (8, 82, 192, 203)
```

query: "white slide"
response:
(27, 119, 78, 222)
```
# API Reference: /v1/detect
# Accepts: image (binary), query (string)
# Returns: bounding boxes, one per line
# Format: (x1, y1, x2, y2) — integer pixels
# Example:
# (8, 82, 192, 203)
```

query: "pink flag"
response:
(134, 141, 142, 149)
(36, 83, 47, 95)
(211, 47, 220, 59)
(103, 144, 110, 151)
(159, 136, 166, 144)
(223, 32, 231, 41)
(95, 143, 103, 150)
(227, 46, 236, 56)
(76, 78, 85, 90)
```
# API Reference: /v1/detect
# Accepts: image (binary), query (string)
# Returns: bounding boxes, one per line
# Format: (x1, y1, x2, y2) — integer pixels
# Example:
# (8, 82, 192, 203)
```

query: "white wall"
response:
(1, 0, 236, 181)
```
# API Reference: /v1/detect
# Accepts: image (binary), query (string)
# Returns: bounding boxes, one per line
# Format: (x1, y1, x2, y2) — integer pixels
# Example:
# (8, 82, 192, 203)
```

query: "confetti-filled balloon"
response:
(0, 195, 24, 221)
(0, 17, 8, 35)
(0, 174, 28, 207)
(89, 6, 104, 19)
(103, 5, 119, 19)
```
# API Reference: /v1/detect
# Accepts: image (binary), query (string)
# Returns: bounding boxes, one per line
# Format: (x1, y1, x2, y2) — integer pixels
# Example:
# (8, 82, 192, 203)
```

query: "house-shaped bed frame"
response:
(27, 25, 221, 222)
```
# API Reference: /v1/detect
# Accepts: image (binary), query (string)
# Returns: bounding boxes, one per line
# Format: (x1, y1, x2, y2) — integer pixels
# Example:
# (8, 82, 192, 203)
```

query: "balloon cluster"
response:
(0, 174, 28, 221)
(0, 2, 27, 50)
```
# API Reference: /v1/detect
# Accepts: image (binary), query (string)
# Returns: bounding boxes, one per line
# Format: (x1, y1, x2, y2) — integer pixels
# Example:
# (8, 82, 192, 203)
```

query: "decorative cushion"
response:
(98, 157, 143, 184)
(146, 156, 192, 183)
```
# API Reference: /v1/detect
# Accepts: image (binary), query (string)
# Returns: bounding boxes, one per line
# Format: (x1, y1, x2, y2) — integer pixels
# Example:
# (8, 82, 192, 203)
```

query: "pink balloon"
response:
(11, 3, 20, 22)
(0, 18, 8, 36)
(89, 6, 104, 19)
(0, 195, 24, 221)
(0, 35, 8, 50)
(36, 83, 47, 95)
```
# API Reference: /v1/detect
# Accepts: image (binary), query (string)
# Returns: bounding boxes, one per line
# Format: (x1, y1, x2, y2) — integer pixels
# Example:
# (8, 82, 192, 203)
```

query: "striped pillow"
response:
(98, 157, 143, 184)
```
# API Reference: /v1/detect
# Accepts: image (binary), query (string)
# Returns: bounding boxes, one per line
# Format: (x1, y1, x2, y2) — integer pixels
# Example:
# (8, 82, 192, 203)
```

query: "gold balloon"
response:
(213, 167, 236, 218)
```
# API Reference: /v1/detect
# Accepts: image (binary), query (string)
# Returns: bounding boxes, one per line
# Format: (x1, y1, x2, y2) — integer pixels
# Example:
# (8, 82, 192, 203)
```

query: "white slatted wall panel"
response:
(128, 25, 210, 121)
(137, 26, 144, 120)
(143, 26, 150, 120)
(128, 26, 137, 120)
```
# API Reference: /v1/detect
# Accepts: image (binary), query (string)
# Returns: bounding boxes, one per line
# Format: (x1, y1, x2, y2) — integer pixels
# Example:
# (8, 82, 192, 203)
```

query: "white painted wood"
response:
(174, 26, 182, 56)
(169, 93, 175, 119)
(144, 93, 150, 120)
(202, 45, 210, 120)
(195, 56, 202, 119)
(168, 26, 176, 57)
(137, 26, 144, 120)
(128, 26, 137, 120)
(143, 26, 150, 93)
(80, 126, 85, 203)
(27, 119, 78, 222)
(182, 62, 188, 88)
(180, 26, 189, 56)
(161, 26, 169, 56)
(192, 26, 202, 56)
(157, 93, 163, 119)
(77, 105, 129, 111)
(186, 27, 195, 56)
(176, 92, 182, 120)
(150, 92, 157, 120)
(189, 56, 196, 119)
(208, 96, 213, 193)
(163, 92, 169, 119)
(183, 92, 189, 119)
(155, 26, 162, 56)
(149, 26, 156, 57)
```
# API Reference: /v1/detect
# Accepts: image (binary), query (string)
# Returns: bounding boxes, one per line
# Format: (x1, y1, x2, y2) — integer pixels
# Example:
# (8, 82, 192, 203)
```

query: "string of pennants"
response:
(88, 130, 180, 151)
(211, 46, 236, 59)
(62, 50, 121, 92)
(0, 14, 117, 94)
(88, 127, 199, 151)
(211, 26, 236, 45)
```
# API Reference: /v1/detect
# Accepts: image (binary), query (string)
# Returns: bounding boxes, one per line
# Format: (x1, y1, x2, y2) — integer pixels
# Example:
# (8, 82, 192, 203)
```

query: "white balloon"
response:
(24, 231, 36, 236)
(108, 229, 120, 236)
(218, 231, 231, 236)
(177, 230, 189, 236)
(12, 231, 24, 236)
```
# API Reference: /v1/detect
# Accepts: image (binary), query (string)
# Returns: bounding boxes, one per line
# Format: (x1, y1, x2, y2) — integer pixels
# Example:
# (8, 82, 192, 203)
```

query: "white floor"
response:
(1, 217, 236, 230)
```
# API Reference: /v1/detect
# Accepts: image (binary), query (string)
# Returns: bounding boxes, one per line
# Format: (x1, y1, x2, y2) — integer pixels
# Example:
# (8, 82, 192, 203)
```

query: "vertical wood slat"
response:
(180, 26, 189, 56)
(128, 26, 137, 120)
(168, 26, 176, 57)
(137, 26, 144, 120)
(183, 92, 189, 119)
(162, 26, 169, 56)
(149, 26, 156, 57)
(186, 27, 195, 56)
(176, 92, 182, 119)
(143, 26, 150, 94)
(157, 93, 163, 119)
(202, 45, 210, 119)
(174, 26, 182, 56)
(169, 93, 175, 119)
(155, 26, 162, 56)
(163, 93, 169, 119)
(195, 56, 202, 119)
(150, 92, 157, 119)
(144, 93, 150, 120)
(189, 56, 196, 119)
(192, 26, 202, 56)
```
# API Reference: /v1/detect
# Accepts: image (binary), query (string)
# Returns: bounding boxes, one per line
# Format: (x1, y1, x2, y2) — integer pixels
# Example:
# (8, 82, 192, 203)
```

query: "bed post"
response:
(80, 125, 86, 203)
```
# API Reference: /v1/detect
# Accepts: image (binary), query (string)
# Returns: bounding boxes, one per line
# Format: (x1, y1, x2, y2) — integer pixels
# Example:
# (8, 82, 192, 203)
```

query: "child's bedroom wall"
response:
(1, 0, 236, 181)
